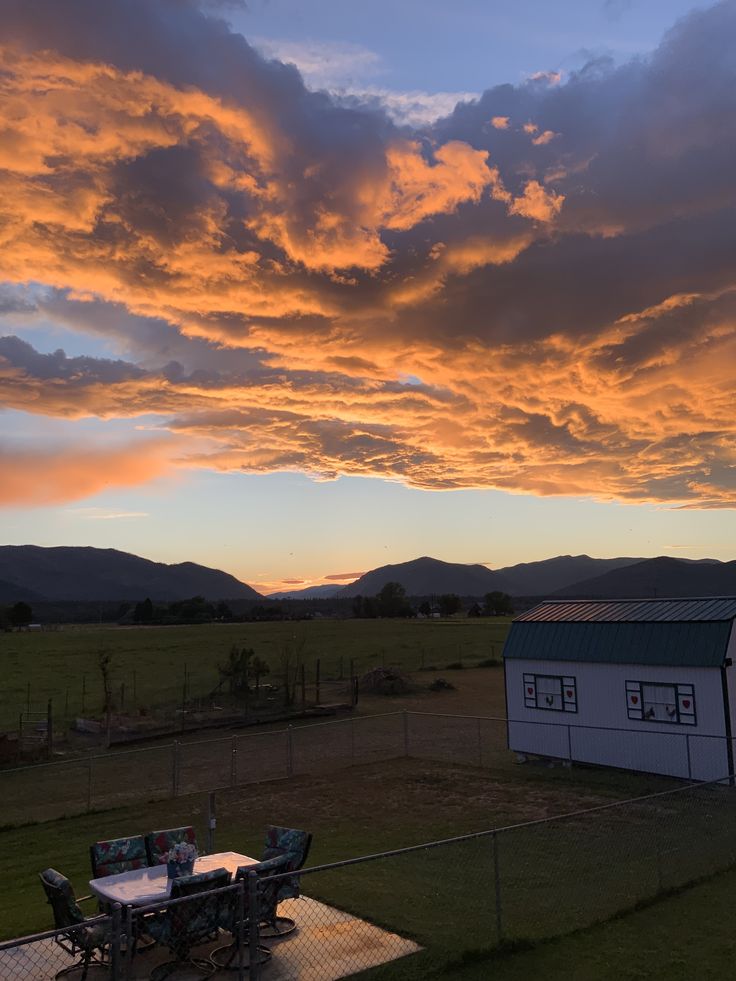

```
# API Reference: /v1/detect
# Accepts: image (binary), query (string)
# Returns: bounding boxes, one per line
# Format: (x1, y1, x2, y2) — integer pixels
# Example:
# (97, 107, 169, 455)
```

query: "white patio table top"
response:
(89, 850, 257, 907)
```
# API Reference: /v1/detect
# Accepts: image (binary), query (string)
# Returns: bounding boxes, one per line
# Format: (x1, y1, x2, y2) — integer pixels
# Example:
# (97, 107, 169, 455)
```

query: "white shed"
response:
(503, 597, 736, 781)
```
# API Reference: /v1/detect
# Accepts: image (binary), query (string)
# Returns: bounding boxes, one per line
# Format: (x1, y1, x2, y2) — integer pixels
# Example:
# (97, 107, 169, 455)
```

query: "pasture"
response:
(4, 616, 734, 979)
(0, 617, 510, 731)
(448, 864, 736, 981)
(0, 754, 689, 942)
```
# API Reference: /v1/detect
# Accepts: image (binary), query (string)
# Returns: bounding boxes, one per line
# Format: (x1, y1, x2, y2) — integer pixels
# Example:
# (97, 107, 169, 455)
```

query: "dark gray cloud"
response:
(0, 335, 144, 383)
(1, 0, 736, 505)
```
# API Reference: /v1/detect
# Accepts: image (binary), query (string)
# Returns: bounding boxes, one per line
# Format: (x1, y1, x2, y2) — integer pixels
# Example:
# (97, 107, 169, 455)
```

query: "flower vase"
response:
(167, 859, 195, 879)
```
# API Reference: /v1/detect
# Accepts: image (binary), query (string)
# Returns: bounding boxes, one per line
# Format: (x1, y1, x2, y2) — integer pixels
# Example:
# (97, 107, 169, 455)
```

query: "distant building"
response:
(502, 598, 736, 781)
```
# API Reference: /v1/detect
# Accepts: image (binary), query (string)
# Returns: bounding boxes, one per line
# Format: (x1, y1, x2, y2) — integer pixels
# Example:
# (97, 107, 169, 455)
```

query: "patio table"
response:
(89, 851, 257, 907)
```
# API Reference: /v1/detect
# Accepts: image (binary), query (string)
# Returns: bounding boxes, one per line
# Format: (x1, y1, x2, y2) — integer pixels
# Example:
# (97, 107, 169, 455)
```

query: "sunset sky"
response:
(1, 0, 735, 594)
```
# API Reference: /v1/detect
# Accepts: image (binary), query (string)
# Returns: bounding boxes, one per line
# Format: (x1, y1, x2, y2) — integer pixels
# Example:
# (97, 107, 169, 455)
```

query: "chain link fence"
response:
(1, 712, 449, 825)
(3, 774, 736, 979)
(5, 710, 736, 827)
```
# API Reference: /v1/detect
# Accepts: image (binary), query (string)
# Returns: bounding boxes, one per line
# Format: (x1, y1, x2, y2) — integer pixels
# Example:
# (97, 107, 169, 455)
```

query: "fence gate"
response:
(18, 703, 52, 758)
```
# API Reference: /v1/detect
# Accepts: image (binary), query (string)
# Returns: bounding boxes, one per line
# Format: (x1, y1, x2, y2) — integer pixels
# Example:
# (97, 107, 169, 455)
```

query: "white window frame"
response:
(625, 680, 696, 726)
(523, 673, 577, 713)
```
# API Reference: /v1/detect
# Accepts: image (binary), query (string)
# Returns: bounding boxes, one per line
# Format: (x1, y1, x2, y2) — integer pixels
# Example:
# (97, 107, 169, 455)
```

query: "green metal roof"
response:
(516, 598, 736, 623)
(503, 619, 734, 668)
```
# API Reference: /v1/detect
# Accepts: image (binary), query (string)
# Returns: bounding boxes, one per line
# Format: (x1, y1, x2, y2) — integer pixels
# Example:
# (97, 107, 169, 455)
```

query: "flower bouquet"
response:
(166, 841, 197, 879)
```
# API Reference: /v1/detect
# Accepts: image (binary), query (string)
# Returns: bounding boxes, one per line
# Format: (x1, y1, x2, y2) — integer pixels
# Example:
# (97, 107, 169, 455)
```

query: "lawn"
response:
(4, 618, 735, 979)
(3, 753, 731, 981)
(0, 618, 510, 731)
(434, 864, 736, 981)
(1, 667, 511, 826)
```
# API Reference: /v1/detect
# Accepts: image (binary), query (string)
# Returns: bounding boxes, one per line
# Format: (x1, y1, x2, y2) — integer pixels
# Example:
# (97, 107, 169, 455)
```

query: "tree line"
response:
(350, 583, 513, 618)
(0, 601, 34, 631)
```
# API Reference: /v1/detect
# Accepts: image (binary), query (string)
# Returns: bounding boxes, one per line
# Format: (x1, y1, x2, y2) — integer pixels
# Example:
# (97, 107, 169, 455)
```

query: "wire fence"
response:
(5, 709, 736, 827)
(3, 773, 736, 979)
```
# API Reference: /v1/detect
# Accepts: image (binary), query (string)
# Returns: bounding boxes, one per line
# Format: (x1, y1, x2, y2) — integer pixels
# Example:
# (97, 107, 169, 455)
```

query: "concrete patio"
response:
(0, 896, 421, 980)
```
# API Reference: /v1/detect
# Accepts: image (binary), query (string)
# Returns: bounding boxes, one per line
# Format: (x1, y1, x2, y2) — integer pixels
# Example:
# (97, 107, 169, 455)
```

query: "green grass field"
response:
(436, 864, 736, 981)
(0, 618, 510, 731)
(2, 754, 733, 979)
(0, 757, 706, 939)
(3, 617, 734, 979)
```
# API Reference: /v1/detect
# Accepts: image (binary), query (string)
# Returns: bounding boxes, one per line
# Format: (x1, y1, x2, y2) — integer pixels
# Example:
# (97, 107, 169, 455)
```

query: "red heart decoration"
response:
(566, 690, 573, 698)
(527, 687, 533, 694)
(683, 699, 690, 709)
(630, 695, 639, 704)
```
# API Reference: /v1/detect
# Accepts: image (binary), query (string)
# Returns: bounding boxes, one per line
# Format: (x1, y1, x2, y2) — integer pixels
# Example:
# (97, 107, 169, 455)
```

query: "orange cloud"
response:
(1, 0, 736, 511)
(508, 180, 564, 221)
(0, 439, 176, 506)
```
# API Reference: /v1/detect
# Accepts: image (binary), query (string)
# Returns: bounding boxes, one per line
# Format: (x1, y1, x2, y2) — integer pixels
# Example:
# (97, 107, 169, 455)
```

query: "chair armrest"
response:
(253, 855, 291, 876)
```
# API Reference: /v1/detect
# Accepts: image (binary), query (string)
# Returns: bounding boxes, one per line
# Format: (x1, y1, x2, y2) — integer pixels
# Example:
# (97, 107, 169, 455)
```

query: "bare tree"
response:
(98, 651, 113, 715)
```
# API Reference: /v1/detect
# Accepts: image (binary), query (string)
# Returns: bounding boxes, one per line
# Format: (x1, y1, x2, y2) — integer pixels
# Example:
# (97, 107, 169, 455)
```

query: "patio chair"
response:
(39, 867, 115, 980)
(258, 826, 312, 937)
(89, 834, 155, 952)
(146, 867, 231, 980)
(209, 859, 286, 971)
(90, 834, 149, 879)
(145, 826, 198, 866)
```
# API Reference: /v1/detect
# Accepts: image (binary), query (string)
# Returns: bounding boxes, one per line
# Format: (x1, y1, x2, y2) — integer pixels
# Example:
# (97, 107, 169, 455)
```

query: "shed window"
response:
(626, 681, 696, 725)
(523, 673, 577, 713)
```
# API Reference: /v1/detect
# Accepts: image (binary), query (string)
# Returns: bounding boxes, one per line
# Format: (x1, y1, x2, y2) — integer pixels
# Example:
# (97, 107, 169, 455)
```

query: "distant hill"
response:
(0, 546, 261, 602)
(339, 556, 503, 598)
(494, 555, 643, 596)
(267, 584, 344, 600)
(555, 556, 735, 598)
(0, 576, 47, 605)
(336, 553, 730, 600)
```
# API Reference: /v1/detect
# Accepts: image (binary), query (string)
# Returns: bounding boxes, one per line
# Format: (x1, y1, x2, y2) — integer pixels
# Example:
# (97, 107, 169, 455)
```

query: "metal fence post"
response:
(655, 836, 664, 893)
(492, 831, 503, 944)
(87, 757, 93, 812)
(237, 879, 246, 981)
(172, 740, 180, 797)
(124, 904, 133, 979)
(207, 792, 216, 854)
(230, 734, 238, 786)
(110, 903, 122, 980)
(286, 725, 293, 777)
(47, 699, 53, 759)
(248, 870, 261, 981)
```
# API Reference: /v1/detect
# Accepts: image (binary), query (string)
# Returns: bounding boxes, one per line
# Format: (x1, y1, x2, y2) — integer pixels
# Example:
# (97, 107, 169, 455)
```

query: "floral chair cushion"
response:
(230, 858, 289, 927)
(39, 868, 85, 926)
(145, 826, 197, 866)
(147, 868, 231, 955)
(39, 867, 114, 962)
(261, 827, 312, 901)
(90, 835, 148, 878)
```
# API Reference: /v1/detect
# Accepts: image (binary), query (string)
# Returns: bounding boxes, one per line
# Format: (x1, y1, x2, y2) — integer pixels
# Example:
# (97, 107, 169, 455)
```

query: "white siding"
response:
(505, 658, 728, 781)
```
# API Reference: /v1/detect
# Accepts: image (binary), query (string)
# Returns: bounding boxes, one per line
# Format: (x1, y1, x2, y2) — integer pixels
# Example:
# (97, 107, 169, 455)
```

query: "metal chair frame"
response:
(39, 870, 110, 980)
(259, 827, 313, 938)
(147, 868, 231, 981)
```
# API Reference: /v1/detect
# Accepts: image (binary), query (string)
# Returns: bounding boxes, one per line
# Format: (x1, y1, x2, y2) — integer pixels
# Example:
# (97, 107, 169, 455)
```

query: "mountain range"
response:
(0, 546, 261, 602)
(1, 546, 734, 606)
(280, 554, 733, 600)
(554, 555, 736, 599)
(337, 555, 649, 598)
